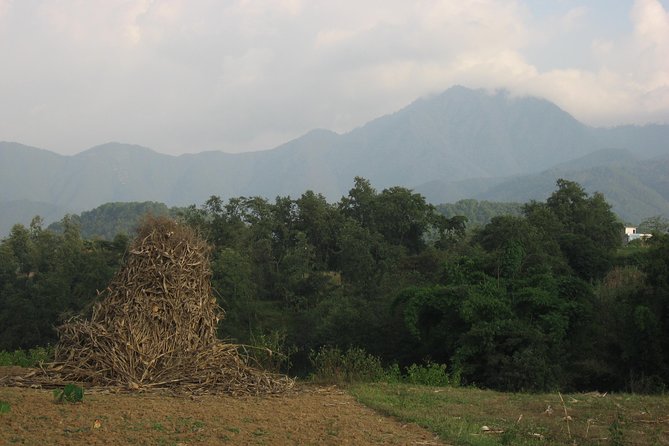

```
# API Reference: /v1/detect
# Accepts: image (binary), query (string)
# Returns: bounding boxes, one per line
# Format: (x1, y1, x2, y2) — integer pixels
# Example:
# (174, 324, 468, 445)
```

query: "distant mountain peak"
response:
(75, 142, 160, 158)
(304, 128, 339, 137)
(0, 141, 63, 156)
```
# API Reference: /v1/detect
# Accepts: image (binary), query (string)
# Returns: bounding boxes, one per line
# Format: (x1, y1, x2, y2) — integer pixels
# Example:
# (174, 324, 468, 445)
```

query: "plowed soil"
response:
(0, 368, 443, 446)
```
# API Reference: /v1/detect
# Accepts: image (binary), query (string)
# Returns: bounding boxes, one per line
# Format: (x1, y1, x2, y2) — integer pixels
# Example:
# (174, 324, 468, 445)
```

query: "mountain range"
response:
(1, 86, 668, 236)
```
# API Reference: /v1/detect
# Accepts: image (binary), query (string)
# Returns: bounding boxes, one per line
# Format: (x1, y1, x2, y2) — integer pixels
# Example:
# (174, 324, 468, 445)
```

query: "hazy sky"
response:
(1, 0, 668, 155)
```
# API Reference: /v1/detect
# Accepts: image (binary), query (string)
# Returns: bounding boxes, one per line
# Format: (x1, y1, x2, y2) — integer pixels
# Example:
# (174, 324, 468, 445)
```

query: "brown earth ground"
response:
(0, 367, 444, 446)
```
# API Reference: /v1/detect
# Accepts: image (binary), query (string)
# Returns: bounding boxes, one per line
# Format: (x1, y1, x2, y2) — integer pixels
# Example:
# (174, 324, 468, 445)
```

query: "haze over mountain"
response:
(1, 86, 668, 236)
(415, 148, 669, 224)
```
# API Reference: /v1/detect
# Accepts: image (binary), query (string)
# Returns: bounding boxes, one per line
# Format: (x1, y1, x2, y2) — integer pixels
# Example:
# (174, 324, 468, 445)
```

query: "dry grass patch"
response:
(0, 383, 444, 445)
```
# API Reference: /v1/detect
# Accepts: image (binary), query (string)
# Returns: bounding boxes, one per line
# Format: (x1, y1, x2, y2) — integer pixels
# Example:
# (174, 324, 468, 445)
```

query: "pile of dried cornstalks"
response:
(9, 216, 293, 395)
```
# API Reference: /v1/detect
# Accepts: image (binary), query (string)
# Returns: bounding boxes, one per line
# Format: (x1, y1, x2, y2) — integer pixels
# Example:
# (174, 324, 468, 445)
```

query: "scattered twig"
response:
(558, 391, 572, 441)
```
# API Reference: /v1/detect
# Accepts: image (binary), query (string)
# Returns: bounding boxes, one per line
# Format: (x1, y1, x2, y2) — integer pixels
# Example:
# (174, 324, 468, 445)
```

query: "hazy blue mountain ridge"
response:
(0, 199, 68, 237)
(1, 86, 668, 235)
(0, 142, 69, 206)
(593, 125, 669, 158)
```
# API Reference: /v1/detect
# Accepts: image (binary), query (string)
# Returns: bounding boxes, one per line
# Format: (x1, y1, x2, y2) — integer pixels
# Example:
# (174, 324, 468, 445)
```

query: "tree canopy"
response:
(2, 178, 668, 392)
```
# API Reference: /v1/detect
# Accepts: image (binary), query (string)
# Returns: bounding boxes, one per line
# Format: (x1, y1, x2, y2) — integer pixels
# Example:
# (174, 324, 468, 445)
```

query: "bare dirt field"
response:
(0, 368, 444, 446)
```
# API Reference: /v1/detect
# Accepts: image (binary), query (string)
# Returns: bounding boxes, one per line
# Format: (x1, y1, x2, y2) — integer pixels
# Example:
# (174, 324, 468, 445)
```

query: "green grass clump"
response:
(309, 346, 385, 384)
(309, 346, 458, 387)
(0, 346, 54, 367)
(0, 401, 10, 413)
(405, 362, 457, 387)
(248, 329, 297, 374)
(53, 384, 84, 404)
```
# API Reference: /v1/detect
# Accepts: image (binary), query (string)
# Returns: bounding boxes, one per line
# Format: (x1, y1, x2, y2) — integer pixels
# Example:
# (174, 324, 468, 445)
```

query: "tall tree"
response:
(525, 179, 622, 280)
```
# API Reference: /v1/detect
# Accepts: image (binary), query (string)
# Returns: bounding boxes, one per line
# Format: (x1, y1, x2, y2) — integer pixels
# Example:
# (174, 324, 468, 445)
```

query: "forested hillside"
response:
(47, 199, 523, 242)
(477, 154, 669, 223)
(2, 178, 668, 392)
(47, 201, 176, 240)
(436, 199, 523, 227)
(418, 150, 669, 223)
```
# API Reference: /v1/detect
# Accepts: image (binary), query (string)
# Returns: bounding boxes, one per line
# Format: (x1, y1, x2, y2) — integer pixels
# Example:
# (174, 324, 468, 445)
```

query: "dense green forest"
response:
(1, 177, 668, 393)
(45, 199, 522, 242)
(436, 199, 523, 227)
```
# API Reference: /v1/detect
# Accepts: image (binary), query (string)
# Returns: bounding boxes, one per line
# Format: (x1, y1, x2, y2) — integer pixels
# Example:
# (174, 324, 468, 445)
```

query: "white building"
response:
(625, 227, 652, 243)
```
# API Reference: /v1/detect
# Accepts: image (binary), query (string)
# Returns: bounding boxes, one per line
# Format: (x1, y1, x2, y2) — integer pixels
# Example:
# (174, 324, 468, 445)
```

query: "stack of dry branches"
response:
(18, 216, 293, 395)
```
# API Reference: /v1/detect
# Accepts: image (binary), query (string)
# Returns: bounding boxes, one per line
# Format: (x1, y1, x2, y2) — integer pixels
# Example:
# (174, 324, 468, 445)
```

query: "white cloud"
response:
(561, 6, 588, 30)
(630, 0, 669, 85)
(539, 0, 669, 125)
(632, 0, 669, 47)
(0, 0, 667, 154)
(0, 0, 10, 19)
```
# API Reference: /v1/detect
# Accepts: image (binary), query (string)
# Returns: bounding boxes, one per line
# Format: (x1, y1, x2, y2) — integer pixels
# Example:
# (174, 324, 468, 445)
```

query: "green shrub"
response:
(0, 346, 54, 367)
(0, 401, 10, 413)
(53, 384, 84, 404)
(310, 346, 385, 384)
(0, 351, 13, 366)
(609, 411, 626, 446)
(382, 363, 402, 383)
(248, 329, 297, 374)
(405, 362, 452, 387)
(310, 347, 460, 387)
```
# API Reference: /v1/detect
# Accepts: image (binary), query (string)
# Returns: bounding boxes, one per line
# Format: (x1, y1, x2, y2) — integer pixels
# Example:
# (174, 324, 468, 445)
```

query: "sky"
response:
(0, 0, 668, 156)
